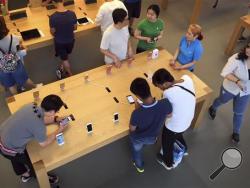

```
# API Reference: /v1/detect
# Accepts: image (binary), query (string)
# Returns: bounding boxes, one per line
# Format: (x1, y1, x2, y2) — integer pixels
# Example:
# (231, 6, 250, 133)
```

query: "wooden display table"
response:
(7, 48, 212, 187)
(225, 14, 250, 56)
(4, 0, 104, 50)
(159, 0, 202, 24)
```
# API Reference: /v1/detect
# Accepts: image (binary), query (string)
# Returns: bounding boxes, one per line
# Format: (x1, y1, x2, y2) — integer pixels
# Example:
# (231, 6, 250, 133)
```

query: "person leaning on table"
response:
(129, 78, 172, 173)
(152, 68, 195, 170)
(209, 44, 250, 143)
(100, 8, 133, 74)
(134, 4, 164, 54)
(170, 24, 204, 72)
(0, 95, 68, 184)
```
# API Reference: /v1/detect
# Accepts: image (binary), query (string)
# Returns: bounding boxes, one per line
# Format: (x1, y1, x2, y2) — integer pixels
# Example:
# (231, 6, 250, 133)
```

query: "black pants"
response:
(1, 150, 35, 177)
(162, 126, 187, 166)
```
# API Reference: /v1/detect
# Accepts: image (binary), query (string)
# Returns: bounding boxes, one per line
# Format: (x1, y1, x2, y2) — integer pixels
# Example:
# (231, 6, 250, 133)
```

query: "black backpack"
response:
(0, 35, 19, 73)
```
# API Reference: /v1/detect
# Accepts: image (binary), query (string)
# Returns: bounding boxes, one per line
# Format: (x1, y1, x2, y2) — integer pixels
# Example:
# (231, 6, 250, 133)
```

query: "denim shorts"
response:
(0, 60, 28, 88)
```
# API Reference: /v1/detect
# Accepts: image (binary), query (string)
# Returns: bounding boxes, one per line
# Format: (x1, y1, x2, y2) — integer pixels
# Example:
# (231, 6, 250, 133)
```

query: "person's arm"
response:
(156, 20, 165, 41)
(127, 39, 134, 59)
(134, 29, 151, 43)
(73, 13, 77, 31)
(100, 49, 121, 64)
(95, 7, 104, 25)
(129, 124, 137, 132)
(173, 61, 196, 70)
(221, 55, 245, 90)
(170, 48, 179, 65)
(225, 74, 244, 91)
(74, 24, 77, 31)
(39, 125, 66, 147)
(49, 16, 56, 36)
(41, 0, 51, 6)
(50, 28, 55, 36)
(156, 30, 164, 40)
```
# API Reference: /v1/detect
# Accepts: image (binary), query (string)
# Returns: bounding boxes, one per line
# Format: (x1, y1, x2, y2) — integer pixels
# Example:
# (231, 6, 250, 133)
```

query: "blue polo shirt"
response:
(177, 36, 203, 71)
(129, 99, 172, 139)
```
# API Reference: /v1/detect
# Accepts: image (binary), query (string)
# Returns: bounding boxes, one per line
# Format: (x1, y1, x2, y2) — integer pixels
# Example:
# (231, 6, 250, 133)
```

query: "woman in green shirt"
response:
(134, 4, 164, 53)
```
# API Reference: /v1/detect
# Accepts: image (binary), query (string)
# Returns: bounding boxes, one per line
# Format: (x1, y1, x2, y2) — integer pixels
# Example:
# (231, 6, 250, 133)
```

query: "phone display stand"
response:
(87, 131, 93, 136)
(33, 91, 40, 102)
(113, 119, 119, 124)
(84, 75, 89, 83)
(60, 83, 65, 91)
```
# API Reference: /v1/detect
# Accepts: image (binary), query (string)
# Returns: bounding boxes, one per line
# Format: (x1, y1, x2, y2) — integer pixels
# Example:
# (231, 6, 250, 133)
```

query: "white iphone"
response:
(56, 133, 65, 146)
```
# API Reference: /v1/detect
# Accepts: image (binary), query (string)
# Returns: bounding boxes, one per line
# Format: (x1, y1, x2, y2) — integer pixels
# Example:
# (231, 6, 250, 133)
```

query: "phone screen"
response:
(114, 113, 119, 121)
(127, 95, 135, 104)
(56, 133, 64, 146)
(87, 123, 93, 132)
(59, 116, 71, 126)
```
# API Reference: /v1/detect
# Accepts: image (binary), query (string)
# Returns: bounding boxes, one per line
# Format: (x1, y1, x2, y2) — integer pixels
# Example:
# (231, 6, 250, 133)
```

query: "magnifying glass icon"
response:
(210, 148, 242, 180)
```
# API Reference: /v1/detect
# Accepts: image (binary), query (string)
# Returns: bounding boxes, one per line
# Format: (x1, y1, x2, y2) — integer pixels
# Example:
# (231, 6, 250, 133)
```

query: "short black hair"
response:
(41, 95, 64, 112)
(152, 68, 174, 86)
(112, 8, 127, 24)
(0, 16, 9, 40)
(130, 78, 151, 100)
(147, 4, 160, 18)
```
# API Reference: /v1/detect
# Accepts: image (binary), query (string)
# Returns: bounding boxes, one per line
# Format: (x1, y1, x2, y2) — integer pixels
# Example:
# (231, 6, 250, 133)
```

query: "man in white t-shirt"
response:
(100, 8, 133, 74)
(95, 0, 127, 33)
(152, 68, 196, 170)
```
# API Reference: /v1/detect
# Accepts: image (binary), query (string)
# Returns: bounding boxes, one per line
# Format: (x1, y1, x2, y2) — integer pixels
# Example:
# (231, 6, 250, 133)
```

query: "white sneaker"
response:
(156, 153, 173, 170)
(56, 69, 62, 80)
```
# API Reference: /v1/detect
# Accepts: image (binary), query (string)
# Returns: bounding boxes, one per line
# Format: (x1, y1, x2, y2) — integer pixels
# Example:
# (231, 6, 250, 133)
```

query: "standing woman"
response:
(209, 44, 250, 143)
(0, 16, 36, 95)
(170, 24, 204, 72)
(134, 4, 164, 53)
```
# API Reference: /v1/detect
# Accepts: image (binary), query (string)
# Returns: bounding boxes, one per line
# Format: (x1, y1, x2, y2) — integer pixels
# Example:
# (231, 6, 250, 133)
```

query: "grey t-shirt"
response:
(0, 35, 20, 58)
(0, 103, 46, 153)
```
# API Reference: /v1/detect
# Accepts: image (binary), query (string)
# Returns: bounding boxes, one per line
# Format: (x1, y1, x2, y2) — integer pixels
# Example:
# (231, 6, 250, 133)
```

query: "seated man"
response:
(0, 95, 69, 184)
(95, 0, 127, 33)
(100, 8, 133, 74)
(129, 78, 172, 173)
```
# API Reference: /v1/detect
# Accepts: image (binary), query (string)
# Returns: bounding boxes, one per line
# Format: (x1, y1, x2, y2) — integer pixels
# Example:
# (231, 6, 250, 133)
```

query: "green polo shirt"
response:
(137, 18, 164, 50)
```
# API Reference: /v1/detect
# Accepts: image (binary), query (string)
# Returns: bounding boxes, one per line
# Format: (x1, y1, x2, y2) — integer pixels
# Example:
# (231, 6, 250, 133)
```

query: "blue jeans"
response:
(0, 61, 28, 88)
(212, 86, 250, 134)
(130, 136, 156, 168)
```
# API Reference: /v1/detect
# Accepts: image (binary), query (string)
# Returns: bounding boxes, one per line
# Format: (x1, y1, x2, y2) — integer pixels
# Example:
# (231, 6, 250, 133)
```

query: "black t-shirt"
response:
(49, 10, 77, 43)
